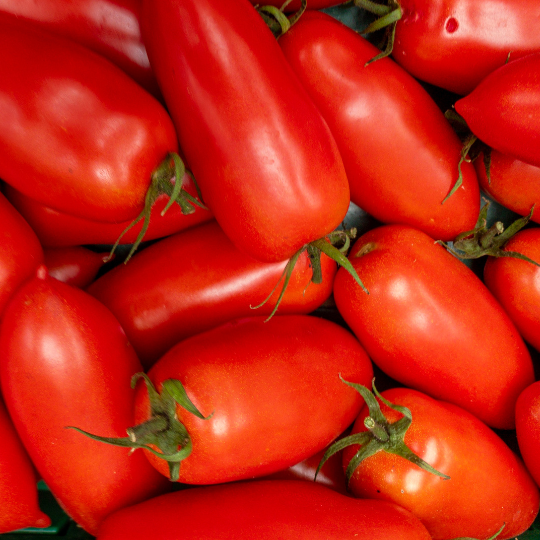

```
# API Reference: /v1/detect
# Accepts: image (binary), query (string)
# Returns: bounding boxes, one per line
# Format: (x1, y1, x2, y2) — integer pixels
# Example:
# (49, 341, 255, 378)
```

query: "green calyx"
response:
(256, 0, 307, 38)
(315, 377, 450, 484)
(451, 523, 506, 540)
(66, 373, 211, 482)
(108, 152, 207, 264)
(437, 201, 539, 265)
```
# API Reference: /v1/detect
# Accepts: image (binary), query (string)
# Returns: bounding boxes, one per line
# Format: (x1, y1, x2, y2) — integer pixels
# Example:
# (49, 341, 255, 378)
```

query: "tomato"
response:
(339, 386, 539, 540)
(516, 381, 540, 488)
(0, 191, 43, 320)
(140, 0, 350, 263)
(95, 479, 433, 540)
(278, 10, 480, 242)
(0, 0, 159, 97)
(0, 19, 183, 224)
(483, 227, 540, 352)
(87, 221, 337, 369)
(332, 224, 535, 429)
(0, 266, 171, 535)
(455, 53, 540, 169)
(0, 396, 51, 534)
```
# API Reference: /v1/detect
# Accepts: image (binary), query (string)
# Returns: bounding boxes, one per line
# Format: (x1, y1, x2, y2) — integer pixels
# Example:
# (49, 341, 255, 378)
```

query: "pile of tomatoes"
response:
(1, 0, 540, 539)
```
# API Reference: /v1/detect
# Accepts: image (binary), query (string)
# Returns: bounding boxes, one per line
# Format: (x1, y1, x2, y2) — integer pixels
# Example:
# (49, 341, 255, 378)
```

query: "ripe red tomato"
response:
(96, 479, 433, 540)
(340, 386, 539, 540)
(455, 53, 540, 169)
(0, 397, 51, 534)
(279, 10, 480, 242)
(0, 266, 171, 535)
(483, 227, 540, 352)
(140, 0, 350, 263)
(87, 221, 337, 368)
(332, 224, 535, 429)
(516, 381, 540, 488)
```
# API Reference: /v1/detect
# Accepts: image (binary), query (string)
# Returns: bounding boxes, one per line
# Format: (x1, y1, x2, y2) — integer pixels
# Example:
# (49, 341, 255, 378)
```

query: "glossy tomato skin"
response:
(87, 221, 337, 368)
(0, 397, 51, 534)
(483, 228, 540, 352)
(134, 315, 373, 484)
(332, 224, 535, 429)
(0, 19, 178, 223)
(516, 381, 540, 487)
(0, 0, 159, 97)
(140, 0, 350, 263)
(96, 479, 433, 540)
(391, 0, 540, 95)
(0, 267, 171, 535)
(455, 53, 540, 168)
(0, 191, 43, 320)
(279, 11, 480, 241)
(343, 388, 540, 540)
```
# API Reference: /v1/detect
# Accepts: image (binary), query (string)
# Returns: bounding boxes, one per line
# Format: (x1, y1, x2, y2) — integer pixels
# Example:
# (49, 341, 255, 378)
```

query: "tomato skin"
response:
(279, 11, 480, 241)
(0, 267, 171, 535)
(343, 388, 540, 540)
(0, 397, 51, 534)
(87, 221, 337, 368)
(0, 19, 178, 223)
(391, 0, 540, 95)
(332, 224, 535, 429)
(516, 381, 540, 488)
(134, 315, 373, 484)
(455, 53, 540, 168)
(140, 0, 350, 263)
(483, 228, 540, 352)
(0, 191, 43, 320)
(96, 479, 433, 540)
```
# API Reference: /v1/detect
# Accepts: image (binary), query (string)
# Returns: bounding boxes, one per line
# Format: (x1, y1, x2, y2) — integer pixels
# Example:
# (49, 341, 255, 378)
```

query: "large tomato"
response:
(278, 10, 480, 241)
(140, 0, 350, 263)
(338, 386, 539, 539)
(0, 266, 171, 535)
(95, 479, 433, 540)
(332, 224, 535, 429)
(516, 381, 540, 488)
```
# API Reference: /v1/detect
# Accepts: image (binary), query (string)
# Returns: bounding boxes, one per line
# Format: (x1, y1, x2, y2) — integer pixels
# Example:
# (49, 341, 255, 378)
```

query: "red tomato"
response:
(0, 191, 43, 320)
(96, 479, 433, 540)
(516, 381, 540, 488)
(140, 0, 350, 263)
(332, 224, 535, 429)
(0, 0, 159, 97)
(341, 387, 539, 540)
(455, 53, 540, 168)
(0, 266, 171, 535)
(126, 315, 373, 484)
(0, 19, 179, 223)
(87, 221, 337, 368)
(483, 227, 540, 352)
(385, 0, 540, 95)
(3, 181, 213, 248)
(279, 11, 480, 241)
(0, 397, 50, 534)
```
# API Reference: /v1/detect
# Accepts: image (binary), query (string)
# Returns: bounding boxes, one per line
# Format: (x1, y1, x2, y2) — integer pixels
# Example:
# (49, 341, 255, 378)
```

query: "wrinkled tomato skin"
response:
(134, 315, 373, 484)
(455, 53, 540, 168)
(87, 221, 337, 368)
(343, 388, 540, 540)
(483, 228, 540, 352)
(96, 479, 433, 540)
(140, 0, 350, 263)
(392, 0, 540, 95)
(0, 0, 159, 97)
(332, 224, 535, 429)
(516, 381, 540, 488)
(0, 397, 51, 534)
(0, 191, 43, 320)
(0, 19, 178, 223)
(0, 268, 171, 535)
(279, 11, 480, 241)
